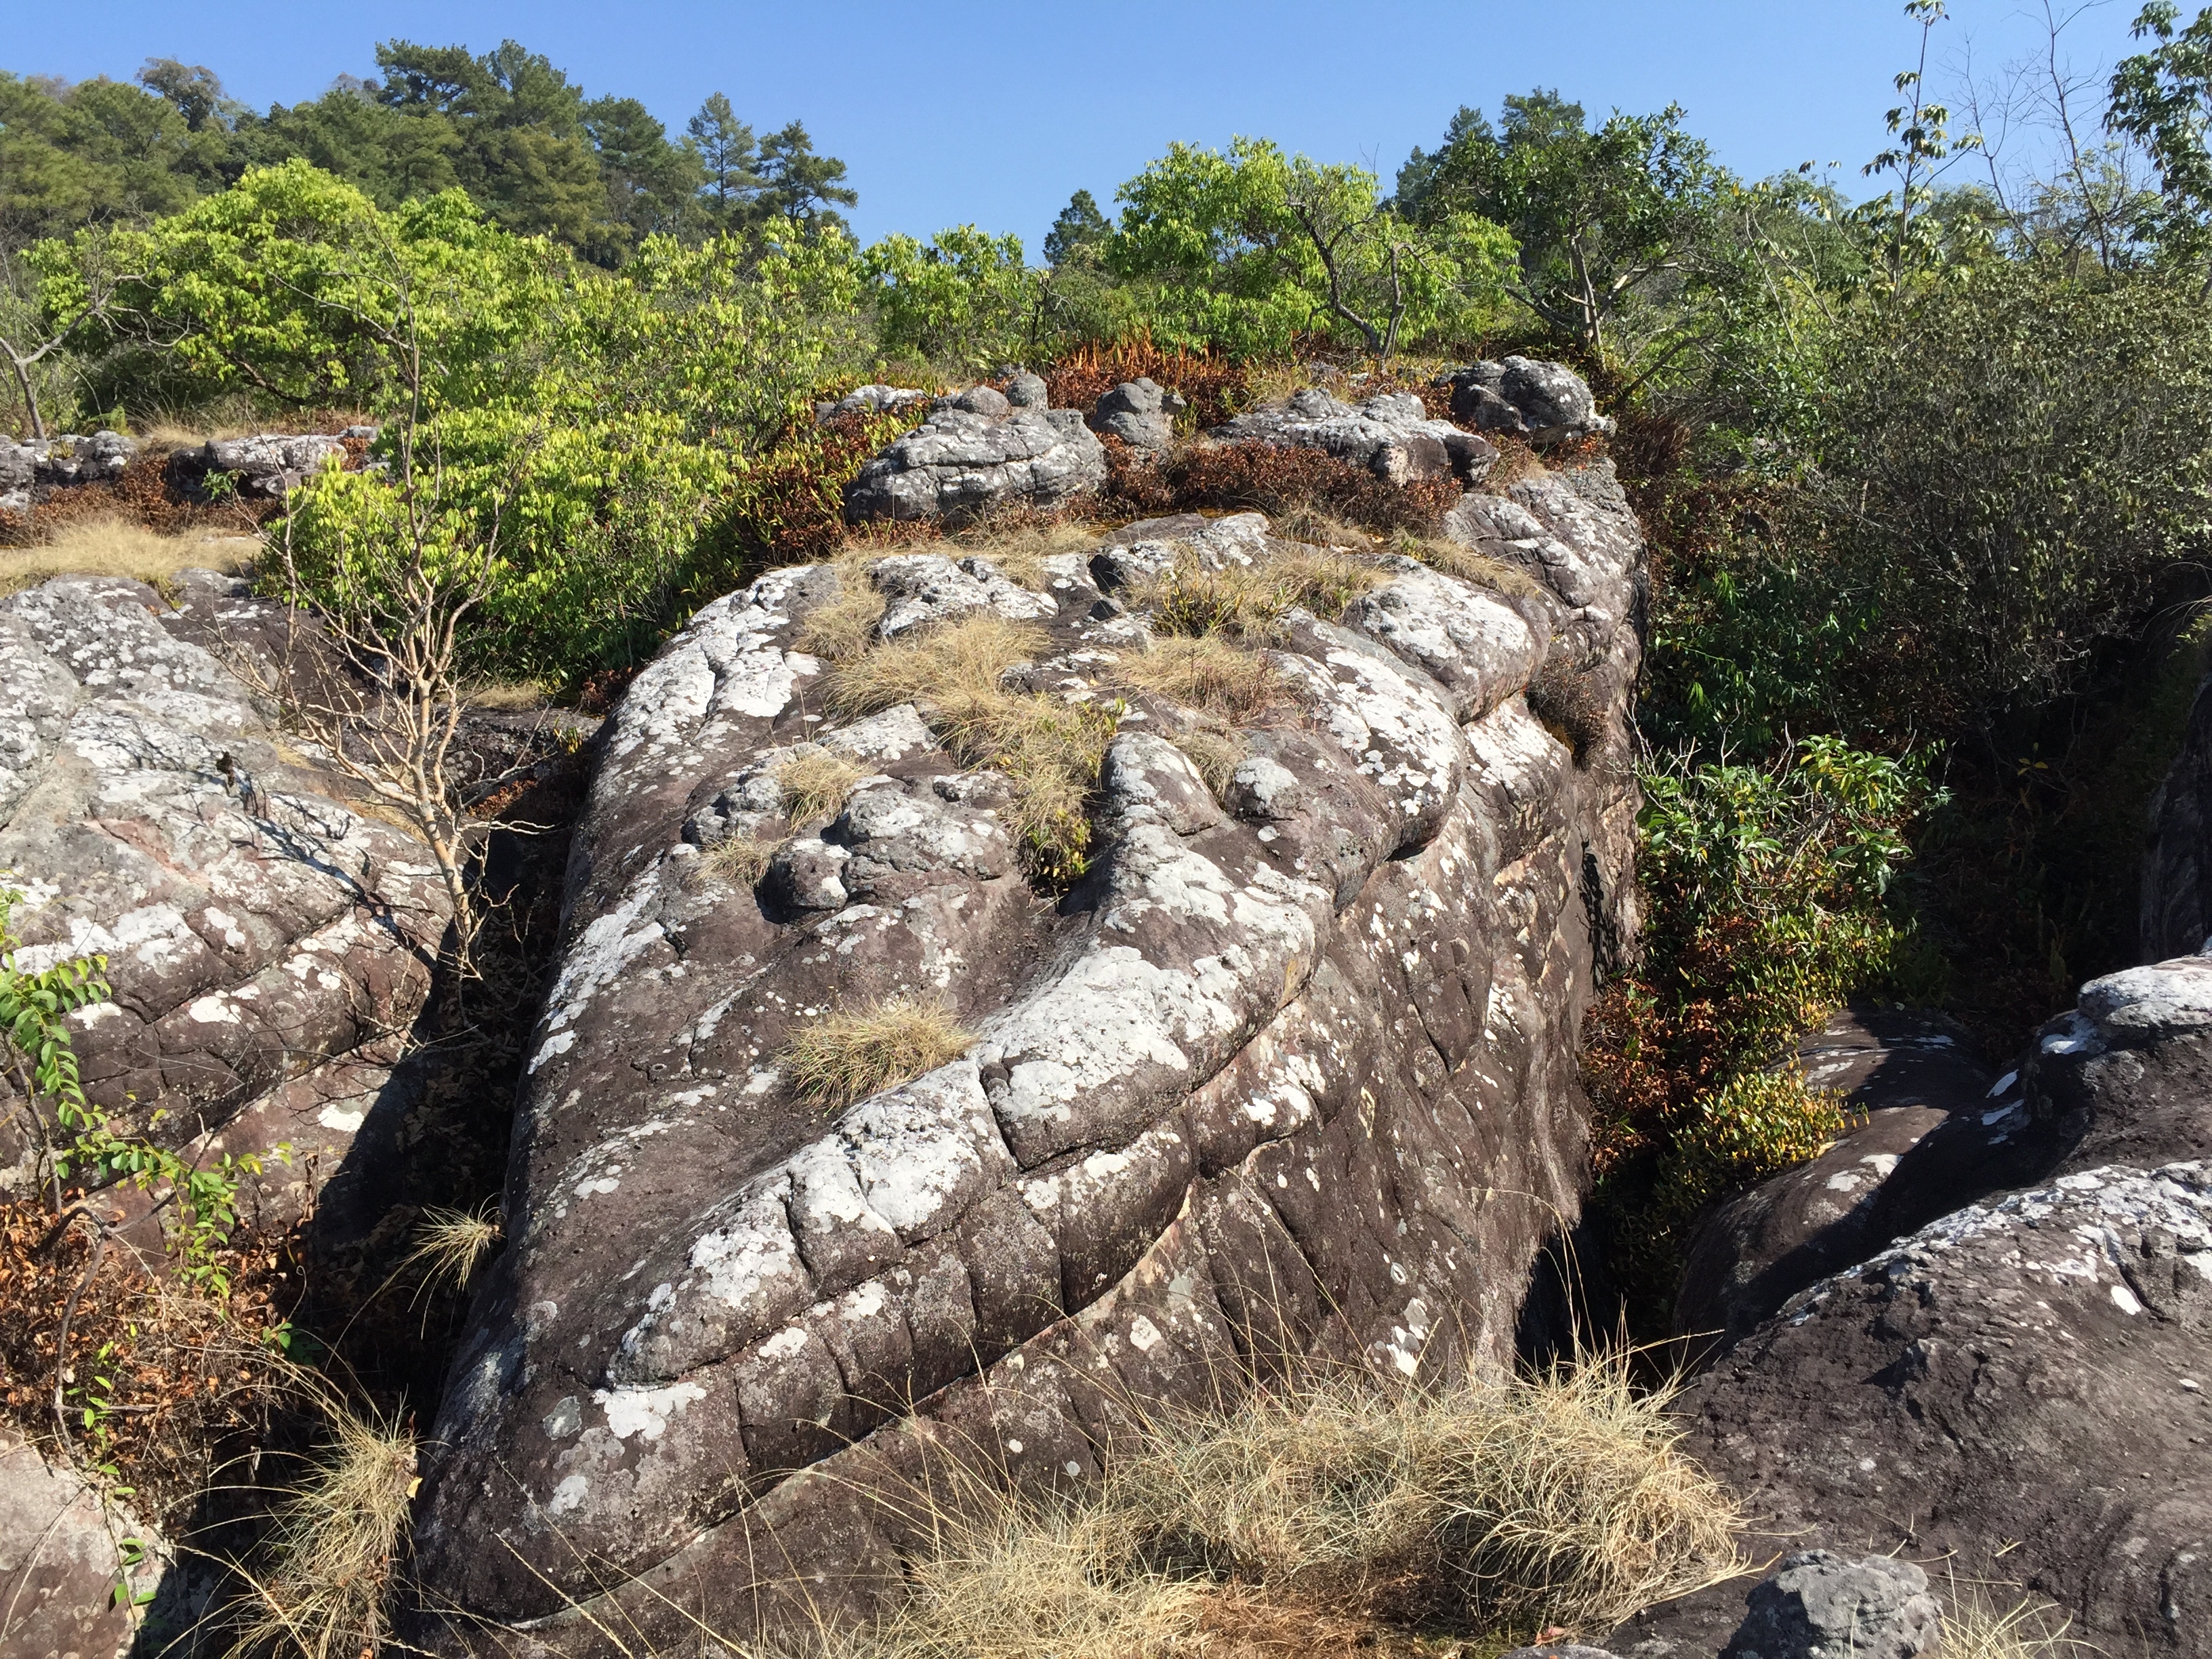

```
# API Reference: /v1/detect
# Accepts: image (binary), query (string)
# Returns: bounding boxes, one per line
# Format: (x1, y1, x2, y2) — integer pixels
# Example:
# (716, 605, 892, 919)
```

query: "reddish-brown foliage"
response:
(1105, 439, 1460, 537)
(0, 1202, 300, 1523)
(1045, 337, 1251, 429)
(0, 451, 277, 548)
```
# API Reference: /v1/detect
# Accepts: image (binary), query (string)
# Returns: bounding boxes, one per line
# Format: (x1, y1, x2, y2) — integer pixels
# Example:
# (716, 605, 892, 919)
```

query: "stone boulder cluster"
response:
(836, 354, 1614, 527)
(0, 424, 377, 514)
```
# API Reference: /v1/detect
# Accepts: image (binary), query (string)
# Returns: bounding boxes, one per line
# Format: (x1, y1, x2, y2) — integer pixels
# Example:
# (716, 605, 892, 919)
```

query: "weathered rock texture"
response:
(0, 572, 451, 1211)
(411, 459, 1647, 1650)
(1443, 356, 1616, 445)
(1091, 377, 1187, 451)
(0, 430, 140, 511)
(1210, 387, 1497, 485)
(1620, 949, 2212, 1658)
(0, 1433, 164, 1659)
(1721, 1551, 1940, 1659)
(844, 401, 1105, 523)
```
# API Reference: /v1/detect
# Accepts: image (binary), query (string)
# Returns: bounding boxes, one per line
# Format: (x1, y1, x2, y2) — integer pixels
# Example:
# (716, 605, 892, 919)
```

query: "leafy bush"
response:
(865, 224, 1039, 373)
(1582, 739, 1935, 1318)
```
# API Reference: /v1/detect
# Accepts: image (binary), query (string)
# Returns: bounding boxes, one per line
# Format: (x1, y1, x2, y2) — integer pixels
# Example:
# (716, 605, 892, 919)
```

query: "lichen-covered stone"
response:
(1209, 388, 1495, 484)
(844, 407, 1106, 523)
(411, 466, 1647, 1651)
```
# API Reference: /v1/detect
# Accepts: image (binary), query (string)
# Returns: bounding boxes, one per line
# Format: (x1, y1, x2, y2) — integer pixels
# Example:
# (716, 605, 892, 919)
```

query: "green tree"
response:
(687, 92, 760, 232)
(865, 226, 1039, 369)
(1043, 188, 1111, 266)
(2110, 1, 2212, 285)
(1109, 137, 1514, 362)
(584, 95, 704, 260)
(756, 121, 857, 234)
(1395, 89, 1730, 361)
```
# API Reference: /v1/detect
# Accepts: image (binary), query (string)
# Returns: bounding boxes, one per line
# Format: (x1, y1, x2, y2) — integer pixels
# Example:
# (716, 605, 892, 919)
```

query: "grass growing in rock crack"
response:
(700, 835, 782, 888)
(1119, 634, 1286, 726)
(220, 1395, 416, 1659)
(775, 750, 870, 827)
(399, 1203, 502, 1303)
(779, 994, 975, 1113)
(1141, 545, 1387, 641)
(825, 613, 1118, 883)
(742, 1349, 1740, 1659)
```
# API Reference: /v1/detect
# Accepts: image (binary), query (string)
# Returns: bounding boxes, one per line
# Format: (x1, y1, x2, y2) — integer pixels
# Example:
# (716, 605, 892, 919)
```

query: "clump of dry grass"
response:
(1941, 1584, 2096, 1659)
(1391, 529, 1549, 602)
(777, 750, 869, 827)
(796, 553, 892, 663)
(827, 1352, 1739, 1659)
(463, 678, 547, 712)
(1172, 731, 1248, 802)
(1142, 546, 1387, 641)
(224, 1401, 416, 1659)
(827, 613, 1115, 882)
(700, 835, 781, 887)
(398, 1203, 501, 1303)
(780, 994, 975, 1113)
(0, 514, 256, 596)
(1120, 635, 1286, 726)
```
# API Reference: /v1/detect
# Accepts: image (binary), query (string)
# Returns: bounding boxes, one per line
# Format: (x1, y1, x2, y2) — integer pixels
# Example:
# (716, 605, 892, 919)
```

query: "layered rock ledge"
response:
(412, 461, 1645, 1650)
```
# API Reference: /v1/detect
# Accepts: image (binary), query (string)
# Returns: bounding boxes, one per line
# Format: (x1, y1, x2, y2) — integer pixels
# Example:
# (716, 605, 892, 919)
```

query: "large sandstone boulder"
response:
(844, 403, 1105, 524)
(1209, 387, 1496, 485)
(0, 572, 451, 1215)
(410, 462, 1647, 1651)
(196, 432, 348, 497)
(1620, 949, 2212, 1658)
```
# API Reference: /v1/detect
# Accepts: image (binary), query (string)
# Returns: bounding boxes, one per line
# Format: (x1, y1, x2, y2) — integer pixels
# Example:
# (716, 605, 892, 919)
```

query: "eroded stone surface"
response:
(0, 573, 450, 1211)
(844, 405, 1106, 523)
(0, 1433, 163, 1659)
(411, 466, 1646, 1650)
(1209, 388, 1496, 485)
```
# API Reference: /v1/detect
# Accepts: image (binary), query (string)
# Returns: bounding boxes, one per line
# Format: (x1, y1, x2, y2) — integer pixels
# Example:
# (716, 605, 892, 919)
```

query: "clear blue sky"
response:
(8, 1, 2152, 247)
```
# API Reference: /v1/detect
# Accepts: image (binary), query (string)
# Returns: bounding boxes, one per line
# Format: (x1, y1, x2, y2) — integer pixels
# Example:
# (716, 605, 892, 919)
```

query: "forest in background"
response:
(9, 1, 2212, 1320)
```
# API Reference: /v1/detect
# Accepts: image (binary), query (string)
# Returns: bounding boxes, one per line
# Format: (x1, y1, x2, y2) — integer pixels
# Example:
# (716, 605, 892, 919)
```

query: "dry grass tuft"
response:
(1120, 634, 1286, 726)
(827, 613, 1115, 882)
(823, 1351, 1740, 1658)
(1391, 530, 1550, 602)
(796, 553, 892, 664)
(399, 1204, 501, 1303)
(700, 835, 781, 888)
(780, 994, 975, 1113)
(464, 678, 548, 712)
(1172, 731, 1248, 802)
(1941, 1585, 2097, 1659)
(224, 1401, 416, 1659)
(1142, 545, 1387, 641)
(0, 515, 256, 596)
(776, 750, 870, 827)
(946, 518, 1101, 592)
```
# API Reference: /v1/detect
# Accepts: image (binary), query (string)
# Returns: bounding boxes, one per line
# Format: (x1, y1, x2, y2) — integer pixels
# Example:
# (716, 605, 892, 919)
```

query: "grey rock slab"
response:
(1208, 386, 1490, 485)
(0, 1434, 163, 1659)
(1443, 356, 1614, 444)
(869, 552, 1056, 640)
(1092, 377, 1186, 451)
(0, 575, 450, 1193)
(200, 432, 346, 496)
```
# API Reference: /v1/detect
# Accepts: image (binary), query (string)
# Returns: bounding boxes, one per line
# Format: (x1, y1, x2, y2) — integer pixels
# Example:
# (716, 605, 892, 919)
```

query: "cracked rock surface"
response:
(1210, 386, 1498, 485)
(411, 461, 1645, 1650)
(0, 571, 451, 1208)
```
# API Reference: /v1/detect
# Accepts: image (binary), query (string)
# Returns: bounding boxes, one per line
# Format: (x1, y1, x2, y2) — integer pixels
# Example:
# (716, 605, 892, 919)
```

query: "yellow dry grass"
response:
(699, 835, 782, 888)
(779, 993, 975, 1113)
(796, 553, 891, 664)
(790, 1351, 1740, 1659)
(1941, 1584, 2097, 1659)
(826, 613, 1115, 882)
(1392, 529, 1549, 602)
(1172, 731, 1248, 802)
(1118, 634, 1286, 727)
(398, 1203, 501, 1302)
(223, 1401, 416, 1659)
(463, 678, 548, 712)
(0, 515, 257, 596)
(1141, 545, 1387, 641)
(776, 750, 869, 827)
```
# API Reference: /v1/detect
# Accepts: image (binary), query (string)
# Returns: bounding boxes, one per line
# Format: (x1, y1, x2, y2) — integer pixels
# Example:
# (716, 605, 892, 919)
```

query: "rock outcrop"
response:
(1209, 387, 1498, 485)
(0, 1433, 164, 1659)
(1721, 1551, 1940, 1659)
(1, 430, 140, 511)
(1442, 356, 1616, 445)
(1620, 949, 2212, 1658)
(843, 398, 1107, 524)
(193, 432, 352, 497)
(411, 457, 1647, 1650)
(1091, 377, 1187, 451)
(0, 571, 451, 1214)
